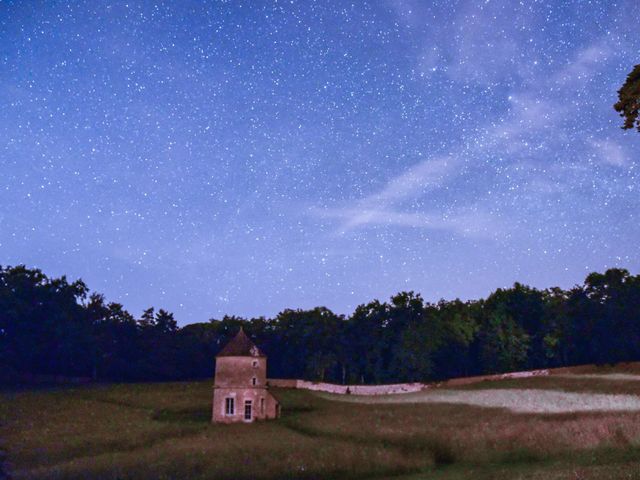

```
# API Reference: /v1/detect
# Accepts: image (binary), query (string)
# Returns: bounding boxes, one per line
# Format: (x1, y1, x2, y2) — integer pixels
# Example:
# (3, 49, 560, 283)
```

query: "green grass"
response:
(2, 376, 640, 479)
(448, 373, 640, 396)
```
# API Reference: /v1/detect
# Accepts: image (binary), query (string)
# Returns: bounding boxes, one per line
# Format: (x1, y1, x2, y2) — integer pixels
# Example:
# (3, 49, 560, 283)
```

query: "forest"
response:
(1, 265, 639, 385)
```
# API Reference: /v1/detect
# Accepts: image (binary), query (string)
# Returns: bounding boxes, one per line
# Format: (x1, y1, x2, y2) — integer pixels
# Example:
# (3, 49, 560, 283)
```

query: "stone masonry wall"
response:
(267, 368, 553, 395)
(267, 379, 424, 395)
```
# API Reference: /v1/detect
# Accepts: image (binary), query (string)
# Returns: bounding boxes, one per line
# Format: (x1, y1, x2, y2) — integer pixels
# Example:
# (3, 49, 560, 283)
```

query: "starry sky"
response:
(1, 1, 639, 325)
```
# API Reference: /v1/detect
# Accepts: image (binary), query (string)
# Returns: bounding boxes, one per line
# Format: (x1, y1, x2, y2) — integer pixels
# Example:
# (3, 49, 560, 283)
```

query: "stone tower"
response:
(212, 328, 280, 423)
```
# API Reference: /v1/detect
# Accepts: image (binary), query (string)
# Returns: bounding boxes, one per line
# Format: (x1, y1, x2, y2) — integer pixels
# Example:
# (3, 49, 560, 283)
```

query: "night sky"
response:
(1, 1, 639, 324)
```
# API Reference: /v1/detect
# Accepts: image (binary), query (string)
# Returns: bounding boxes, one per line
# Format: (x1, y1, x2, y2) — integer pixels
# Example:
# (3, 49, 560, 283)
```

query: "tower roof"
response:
(216, 327, 265, 357)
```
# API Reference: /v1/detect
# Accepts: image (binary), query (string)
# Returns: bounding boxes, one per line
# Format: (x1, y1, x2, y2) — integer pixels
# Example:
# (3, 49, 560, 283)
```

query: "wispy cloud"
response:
(371, 156, 458, 205)
(311, 2, 623, 239)
(309, 151, 504, 238)
(589, 138, 629, 167)
(310, 155, 470, 234)
(489, 95, 563, 153)
(314, 204, 500, 238)
(446, 1, 524, 85)
(553, 42, 612, 86)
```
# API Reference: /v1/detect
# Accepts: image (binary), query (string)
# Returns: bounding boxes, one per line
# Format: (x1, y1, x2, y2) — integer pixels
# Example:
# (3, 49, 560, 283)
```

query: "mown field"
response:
(2, 370, 640, 479)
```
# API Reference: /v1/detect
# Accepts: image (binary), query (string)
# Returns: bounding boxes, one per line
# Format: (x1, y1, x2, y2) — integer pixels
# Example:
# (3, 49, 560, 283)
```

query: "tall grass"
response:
(2, 376, 640, 479)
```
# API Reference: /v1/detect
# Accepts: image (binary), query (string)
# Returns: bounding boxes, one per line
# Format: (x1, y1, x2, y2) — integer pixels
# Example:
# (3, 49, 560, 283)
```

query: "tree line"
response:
(1, 264, 639, 384)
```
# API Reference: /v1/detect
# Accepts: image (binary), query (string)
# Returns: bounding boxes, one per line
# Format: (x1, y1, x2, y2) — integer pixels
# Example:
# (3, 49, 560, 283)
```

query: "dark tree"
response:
(0, 265, 92, 380)
(614, 64, 640, 131)
(93, 300, 139, 381)
(2, 263, 640, 385)
(135, 308, 180, 379)
(431, 299, 479, 379)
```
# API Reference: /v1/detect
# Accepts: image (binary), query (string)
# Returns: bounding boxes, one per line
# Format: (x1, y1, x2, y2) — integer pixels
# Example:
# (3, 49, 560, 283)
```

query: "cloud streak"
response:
(310, 4, 623, 239)
(310, 152, 501, 237)
(371, 156, 458, 205)
(589, 139, 629, 167)
(310, 155, 473, 234)
(314, 204, 501, 238)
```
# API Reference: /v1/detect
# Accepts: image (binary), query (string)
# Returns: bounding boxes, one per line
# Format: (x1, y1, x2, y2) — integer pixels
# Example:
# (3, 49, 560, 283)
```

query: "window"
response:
(252, 377, 257, 386)
(260, 397, 265, 414)
(252, 360, 258, 368)
(244, 400, 252, 421)
(225, 397, 234, 415)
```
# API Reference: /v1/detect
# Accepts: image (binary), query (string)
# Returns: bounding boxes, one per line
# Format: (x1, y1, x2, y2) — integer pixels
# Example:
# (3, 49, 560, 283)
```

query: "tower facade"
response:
(212, 328, 280, 423)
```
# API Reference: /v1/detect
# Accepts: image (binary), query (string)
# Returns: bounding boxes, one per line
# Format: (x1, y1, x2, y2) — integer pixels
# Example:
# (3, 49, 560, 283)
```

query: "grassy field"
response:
(2, 372, 640, 479)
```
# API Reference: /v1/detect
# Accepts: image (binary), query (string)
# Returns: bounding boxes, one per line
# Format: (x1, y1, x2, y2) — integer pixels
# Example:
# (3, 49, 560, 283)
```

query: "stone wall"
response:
(267, 379, 424, 395)
(268, 369, 553, 395)
(268, 378, 298, 388)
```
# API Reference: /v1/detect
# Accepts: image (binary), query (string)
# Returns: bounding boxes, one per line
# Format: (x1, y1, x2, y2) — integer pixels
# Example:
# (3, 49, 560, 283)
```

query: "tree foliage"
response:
(614, 64, 640, 131)
(1, 265, 640, 384)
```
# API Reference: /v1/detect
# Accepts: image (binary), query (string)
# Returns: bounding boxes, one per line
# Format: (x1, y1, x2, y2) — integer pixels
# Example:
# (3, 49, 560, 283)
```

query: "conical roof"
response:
(216, 327, 265, 357)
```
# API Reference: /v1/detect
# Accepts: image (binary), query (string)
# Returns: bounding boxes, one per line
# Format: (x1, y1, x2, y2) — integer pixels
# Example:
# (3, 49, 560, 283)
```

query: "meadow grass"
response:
(449, 372, 640, 396)
(2, 375, 640, 479)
